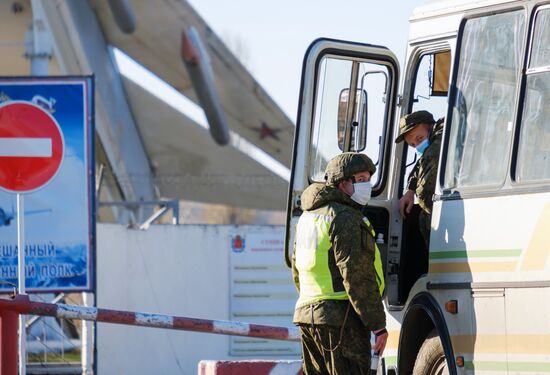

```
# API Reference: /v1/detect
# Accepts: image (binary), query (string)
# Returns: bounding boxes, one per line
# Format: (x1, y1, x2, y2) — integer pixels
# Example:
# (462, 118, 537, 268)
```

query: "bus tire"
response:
(412, 329, 449, 375)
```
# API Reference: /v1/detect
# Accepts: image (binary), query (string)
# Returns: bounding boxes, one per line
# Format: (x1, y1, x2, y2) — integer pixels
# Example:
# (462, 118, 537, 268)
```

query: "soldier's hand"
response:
(399, 190, 415, 218)
(373, 328, 388, 356)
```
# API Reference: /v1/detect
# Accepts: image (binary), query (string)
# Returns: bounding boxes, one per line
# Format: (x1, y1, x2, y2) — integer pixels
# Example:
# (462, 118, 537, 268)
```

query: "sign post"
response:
(17, 194, 25, 374)
(0, 100, 65, 374)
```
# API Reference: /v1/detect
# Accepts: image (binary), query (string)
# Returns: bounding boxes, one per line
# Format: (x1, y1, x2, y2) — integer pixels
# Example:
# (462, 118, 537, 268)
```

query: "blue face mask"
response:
(415, 138, 430, 156)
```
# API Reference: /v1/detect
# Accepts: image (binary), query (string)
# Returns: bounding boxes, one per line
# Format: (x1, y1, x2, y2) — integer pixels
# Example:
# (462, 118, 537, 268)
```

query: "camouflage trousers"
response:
(298, 313, 372, 374)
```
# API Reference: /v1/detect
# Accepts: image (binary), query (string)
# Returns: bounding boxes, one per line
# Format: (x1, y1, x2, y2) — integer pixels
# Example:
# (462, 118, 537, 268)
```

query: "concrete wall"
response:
(96, 224, 298, 375)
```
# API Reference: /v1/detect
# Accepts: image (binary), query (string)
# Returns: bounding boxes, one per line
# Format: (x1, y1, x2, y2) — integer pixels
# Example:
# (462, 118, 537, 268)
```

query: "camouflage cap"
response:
(394, 110, 435, 143)
(324, 152, 376, 186)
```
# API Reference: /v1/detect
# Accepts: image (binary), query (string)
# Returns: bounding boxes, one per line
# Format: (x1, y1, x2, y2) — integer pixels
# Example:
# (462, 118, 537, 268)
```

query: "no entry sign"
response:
(0, 77, 94, 293)
(0, 101, 64, 193)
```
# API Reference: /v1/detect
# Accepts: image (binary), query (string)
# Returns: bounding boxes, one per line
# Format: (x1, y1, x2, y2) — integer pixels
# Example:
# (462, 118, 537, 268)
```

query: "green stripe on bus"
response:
(465, 361, 550, 372)
(508, 362, 550, 372)
(464, 361, 507, 372)
(429, 249, 522, 260)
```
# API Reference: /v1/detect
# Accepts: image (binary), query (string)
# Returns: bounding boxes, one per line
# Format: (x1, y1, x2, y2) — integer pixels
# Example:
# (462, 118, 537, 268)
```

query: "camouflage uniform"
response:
(292, 153, 386, 375)
(406, 119, 444, 245)
(396, 111, 444, 245)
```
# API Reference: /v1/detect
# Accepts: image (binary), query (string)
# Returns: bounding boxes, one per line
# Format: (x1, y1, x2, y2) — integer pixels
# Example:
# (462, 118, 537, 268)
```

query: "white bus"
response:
(284, 0, 550, 374)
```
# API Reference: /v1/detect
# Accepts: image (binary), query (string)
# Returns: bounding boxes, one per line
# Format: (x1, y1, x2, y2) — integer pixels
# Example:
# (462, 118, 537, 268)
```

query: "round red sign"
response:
(0, 101, 64, 193)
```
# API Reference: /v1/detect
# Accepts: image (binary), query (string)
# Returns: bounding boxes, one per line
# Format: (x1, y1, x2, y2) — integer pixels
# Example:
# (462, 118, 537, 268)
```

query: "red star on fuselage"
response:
(252, 122, 281, 141)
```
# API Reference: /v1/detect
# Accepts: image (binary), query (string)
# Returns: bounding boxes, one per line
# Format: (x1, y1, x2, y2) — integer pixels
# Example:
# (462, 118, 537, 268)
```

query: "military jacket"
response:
(407, 119, 444, 214)
(291, 183, 386, 331)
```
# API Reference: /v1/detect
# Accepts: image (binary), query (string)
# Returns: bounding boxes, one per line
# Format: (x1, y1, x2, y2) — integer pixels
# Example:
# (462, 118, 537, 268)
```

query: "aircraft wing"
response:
(122, 76, 289, 210)
(89, 0, 295, 167)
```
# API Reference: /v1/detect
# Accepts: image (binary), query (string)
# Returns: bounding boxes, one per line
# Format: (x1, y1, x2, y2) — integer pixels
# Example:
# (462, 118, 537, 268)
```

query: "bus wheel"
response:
(412, 329, 449, 375)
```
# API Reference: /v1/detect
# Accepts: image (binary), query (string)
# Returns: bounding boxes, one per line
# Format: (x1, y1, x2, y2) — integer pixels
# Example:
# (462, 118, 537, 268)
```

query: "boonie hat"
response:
(395, 110, 435, 143)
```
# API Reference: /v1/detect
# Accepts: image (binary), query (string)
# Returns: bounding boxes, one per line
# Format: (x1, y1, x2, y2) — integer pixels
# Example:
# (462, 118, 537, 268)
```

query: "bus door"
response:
(284, 38, 400, 299)
(394, 45, 453, 305)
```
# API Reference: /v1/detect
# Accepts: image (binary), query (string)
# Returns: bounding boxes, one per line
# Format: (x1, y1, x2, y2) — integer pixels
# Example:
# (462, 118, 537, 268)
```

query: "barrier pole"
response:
(0, 295, 299, 342)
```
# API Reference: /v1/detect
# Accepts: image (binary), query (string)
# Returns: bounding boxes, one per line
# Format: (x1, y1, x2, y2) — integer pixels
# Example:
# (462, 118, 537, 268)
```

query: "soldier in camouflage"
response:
(292, 152, 388, 375)
(395, 110, 444, 247)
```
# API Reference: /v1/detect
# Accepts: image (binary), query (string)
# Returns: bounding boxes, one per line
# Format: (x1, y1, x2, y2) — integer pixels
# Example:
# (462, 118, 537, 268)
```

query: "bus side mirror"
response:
(337, 88, 368, 151)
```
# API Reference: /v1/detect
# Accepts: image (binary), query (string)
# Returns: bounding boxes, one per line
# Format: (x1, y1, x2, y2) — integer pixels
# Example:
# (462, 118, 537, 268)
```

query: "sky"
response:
(186, 0, 426, 121)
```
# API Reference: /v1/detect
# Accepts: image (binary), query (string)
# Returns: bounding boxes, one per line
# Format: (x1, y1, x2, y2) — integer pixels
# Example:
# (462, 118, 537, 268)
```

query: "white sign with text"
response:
(229, 228, 300, 356)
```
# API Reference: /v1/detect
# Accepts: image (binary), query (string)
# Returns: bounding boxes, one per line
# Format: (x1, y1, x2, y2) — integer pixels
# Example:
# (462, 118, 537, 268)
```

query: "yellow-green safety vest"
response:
(294, 212, 385, 308)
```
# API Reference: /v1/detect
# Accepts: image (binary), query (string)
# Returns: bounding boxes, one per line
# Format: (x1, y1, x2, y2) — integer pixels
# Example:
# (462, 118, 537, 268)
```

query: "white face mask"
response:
(350, 181, 372, 206)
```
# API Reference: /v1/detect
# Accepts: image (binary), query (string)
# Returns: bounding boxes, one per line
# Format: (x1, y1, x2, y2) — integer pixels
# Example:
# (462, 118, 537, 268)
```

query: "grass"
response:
(27, 350, 81, 363)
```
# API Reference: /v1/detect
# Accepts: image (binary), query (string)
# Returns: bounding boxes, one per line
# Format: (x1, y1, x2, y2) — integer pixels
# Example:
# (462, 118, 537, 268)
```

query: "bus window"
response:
(444, 11, 526, 190)
(309, 56, 391, 188)
(403, 52, 450, 190)
(412, 52, 450, 112)
(516, 7, 550, 182)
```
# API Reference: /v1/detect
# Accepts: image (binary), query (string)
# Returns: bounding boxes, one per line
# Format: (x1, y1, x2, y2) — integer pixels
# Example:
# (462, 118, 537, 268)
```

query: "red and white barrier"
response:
(199, 360, 303, 375)
(0, 295, 301, 375)
(0, 294, 299, 341)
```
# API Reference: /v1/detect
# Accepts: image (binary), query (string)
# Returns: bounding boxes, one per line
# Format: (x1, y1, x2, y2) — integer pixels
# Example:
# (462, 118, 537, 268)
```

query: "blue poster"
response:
(0, 77, 95, 292)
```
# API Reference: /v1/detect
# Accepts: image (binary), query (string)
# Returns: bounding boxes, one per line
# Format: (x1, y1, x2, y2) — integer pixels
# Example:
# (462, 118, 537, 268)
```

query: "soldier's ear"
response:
(338, 178, 350, 187)
(337, 178, 354, 195)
